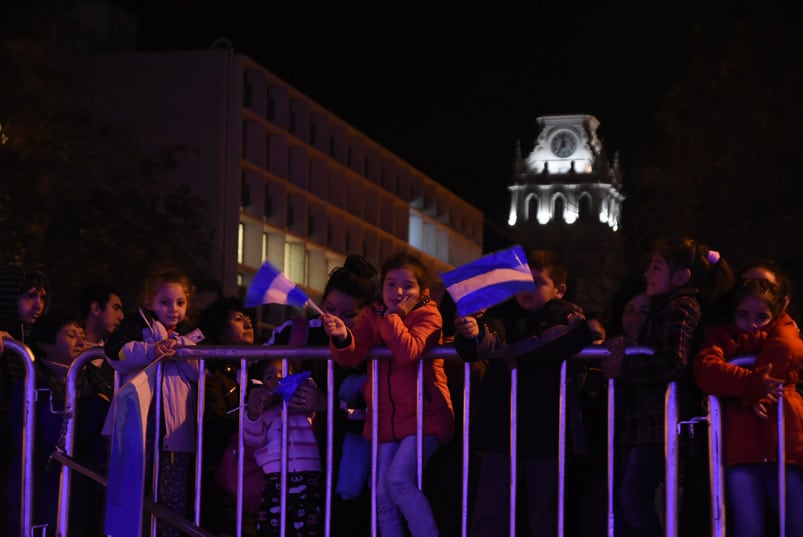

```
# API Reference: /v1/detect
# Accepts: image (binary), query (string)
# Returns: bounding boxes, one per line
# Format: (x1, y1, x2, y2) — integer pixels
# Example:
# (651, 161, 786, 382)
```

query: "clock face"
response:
(550, 130, 577, 158)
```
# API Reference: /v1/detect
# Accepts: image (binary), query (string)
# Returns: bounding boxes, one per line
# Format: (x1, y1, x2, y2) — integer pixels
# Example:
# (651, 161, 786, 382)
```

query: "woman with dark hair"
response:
(266, 254, 379, 536)
(197, 295, 260, 535)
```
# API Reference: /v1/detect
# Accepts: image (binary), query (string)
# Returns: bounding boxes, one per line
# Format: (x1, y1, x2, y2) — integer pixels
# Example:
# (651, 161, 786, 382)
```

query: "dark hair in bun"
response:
(323, 255, 378, 307)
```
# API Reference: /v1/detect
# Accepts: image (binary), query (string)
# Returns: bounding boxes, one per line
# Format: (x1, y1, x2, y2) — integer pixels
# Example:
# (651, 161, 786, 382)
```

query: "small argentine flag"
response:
(440, 245, 536, 318)
(245, 260, 317, 312)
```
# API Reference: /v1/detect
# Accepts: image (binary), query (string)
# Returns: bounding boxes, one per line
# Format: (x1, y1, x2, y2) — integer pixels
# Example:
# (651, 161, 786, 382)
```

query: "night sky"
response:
(115, 3, 699, 226)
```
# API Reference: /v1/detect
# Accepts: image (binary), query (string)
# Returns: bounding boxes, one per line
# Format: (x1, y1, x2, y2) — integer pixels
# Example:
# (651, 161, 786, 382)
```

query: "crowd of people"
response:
(0, 233, 801, 537)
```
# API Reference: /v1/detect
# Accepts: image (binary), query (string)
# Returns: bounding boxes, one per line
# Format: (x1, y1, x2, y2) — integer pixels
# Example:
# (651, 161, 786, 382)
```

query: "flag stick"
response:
(306, 300, 325, 318)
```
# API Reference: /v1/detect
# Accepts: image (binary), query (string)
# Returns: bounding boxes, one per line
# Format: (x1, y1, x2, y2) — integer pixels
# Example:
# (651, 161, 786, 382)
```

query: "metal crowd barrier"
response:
(14, 337, 781, 537)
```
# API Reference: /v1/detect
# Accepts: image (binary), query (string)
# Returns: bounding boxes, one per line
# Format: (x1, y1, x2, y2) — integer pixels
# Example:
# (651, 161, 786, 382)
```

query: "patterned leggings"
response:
(156, 451, 192, 537)
(257, 471, 322, 537)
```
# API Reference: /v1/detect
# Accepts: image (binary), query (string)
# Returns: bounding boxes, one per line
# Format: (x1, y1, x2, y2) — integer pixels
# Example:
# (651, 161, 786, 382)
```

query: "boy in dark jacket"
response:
(454, 249, 592, 537)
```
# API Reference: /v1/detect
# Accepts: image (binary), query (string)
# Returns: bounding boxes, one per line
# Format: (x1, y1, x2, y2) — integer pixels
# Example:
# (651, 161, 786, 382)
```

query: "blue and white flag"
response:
(104, 360, 159, 537)
(245, 260, 311, 309)
(439, 245, 536, 317)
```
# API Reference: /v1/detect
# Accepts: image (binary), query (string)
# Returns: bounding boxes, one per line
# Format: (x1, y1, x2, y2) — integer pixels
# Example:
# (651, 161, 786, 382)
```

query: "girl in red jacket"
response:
(322, 251, 454, 537)
(693, 277, 803, 537)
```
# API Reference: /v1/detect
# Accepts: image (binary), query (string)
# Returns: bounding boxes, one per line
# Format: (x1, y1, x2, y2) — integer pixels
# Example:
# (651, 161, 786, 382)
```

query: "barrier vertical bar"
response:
(706, 395, 725, 537)
(664, 382, 679, 537)
(607, 377, 615, 537)
(371, 358, 379, 537)
(280, 358, 288, 537)
(194, 359, 206, 526)
(236, 358, 248, 537)
(558, 361, 567, 537)
(462, 361, 470, 537)
(509, 368, 517, 537)
(778, 392, 786, 537)
(417, 359, 424, 489)
(151, 360, 163, 537)
(325, 359, 334, 537)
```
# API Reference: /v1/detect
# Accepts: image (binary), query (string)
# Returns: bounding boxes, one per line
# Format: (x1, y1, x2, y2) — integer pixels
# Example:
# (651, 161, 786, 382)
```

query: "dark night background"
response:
(3, 1, 803, 315)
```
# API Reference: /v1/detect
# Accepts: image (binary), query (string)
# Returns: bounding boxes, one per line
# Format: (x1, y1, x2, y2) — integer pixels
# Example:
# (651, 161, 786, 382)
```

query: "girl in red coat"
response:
(693, 277, 803, 537)
(322, 251, 454, 537)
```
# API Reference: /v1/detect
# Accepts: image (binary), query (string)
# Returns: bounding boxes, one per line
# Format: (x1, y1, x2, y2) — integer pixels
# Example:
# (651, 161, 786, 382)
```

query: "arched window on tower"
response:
(578, 192, 593, 220)
(526, 193, 539, 223)
(553, 194, 566, 223)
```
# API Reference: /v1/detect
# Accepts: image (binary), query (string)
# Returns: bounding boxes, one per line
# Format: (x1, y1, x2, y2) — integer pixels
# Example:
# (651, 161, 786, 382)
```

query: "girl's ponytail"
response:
(700, 245, 734, 310)
(655, 236, 734, 308)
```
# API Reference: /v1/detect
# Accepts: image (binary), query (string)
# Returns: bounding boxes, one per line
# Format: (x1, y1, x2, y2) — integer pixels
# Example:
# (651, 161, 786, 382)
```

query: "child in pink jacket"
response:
(244, 359, 322, 536)
(323, 251, 454, 537)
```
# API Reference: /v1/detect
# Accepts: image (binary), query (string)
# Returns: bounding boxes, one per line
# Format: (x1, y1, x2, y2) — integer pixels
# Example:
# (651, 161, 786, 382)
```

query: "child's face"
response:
(382, 267, 420, 309)
(622, 292, 651, 341)
(515, 268, 563, 311)
(644, 254, 685, 297)
(17, 286, 48, 324)
(323, 290, 363, 329)
(734, 294, 773, 335)
(147, 283, 188, 330)
(261, 362, 282, 390)
(223, 311, 254, 345)
(44, 322, 85, 366)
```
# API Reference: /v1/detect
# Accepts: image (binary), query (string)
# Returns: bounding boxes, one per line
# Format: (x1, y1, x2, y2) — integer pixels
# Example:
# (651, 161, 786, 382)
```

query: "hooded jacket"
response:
(693, 312, 803, 467)
(104, 308, 201, 451)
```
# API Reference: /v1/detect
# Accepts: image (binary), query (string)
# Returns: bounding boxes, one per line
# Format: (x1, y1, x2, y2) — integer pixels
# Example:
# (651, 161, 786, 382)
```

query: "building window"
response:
(262, 232, 268, 260)
(345, 232, 351, 252)
(286, 242, 306, 285)
(347, 147, 352, 167)
(243, 77, 253, 107)
(264, 190, 273, 218)
(308, 213, 315, 235)
(329, 136, 336, 157)
(288, 205, 295, 228)
(310, 123, 317, 146)
(267, 96, 275, 120)
(289, 110, 296, 134)
(237, 223, 244, 264)
(240, 173, 250, 208)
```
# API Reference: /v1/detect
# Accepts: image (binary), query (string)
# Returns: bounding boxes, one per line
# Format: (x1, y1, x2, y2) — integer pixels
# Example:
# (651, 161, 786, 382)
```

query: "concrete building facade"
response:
(85, 47, 483, 332)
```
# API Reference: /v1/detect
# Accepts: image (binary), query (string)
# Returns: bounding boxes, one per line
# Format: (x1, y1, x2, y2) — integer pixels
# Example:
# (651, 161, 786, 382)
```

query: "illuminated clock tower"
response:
(508, 114, 624, 229)
(507, 114, 627, 314)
